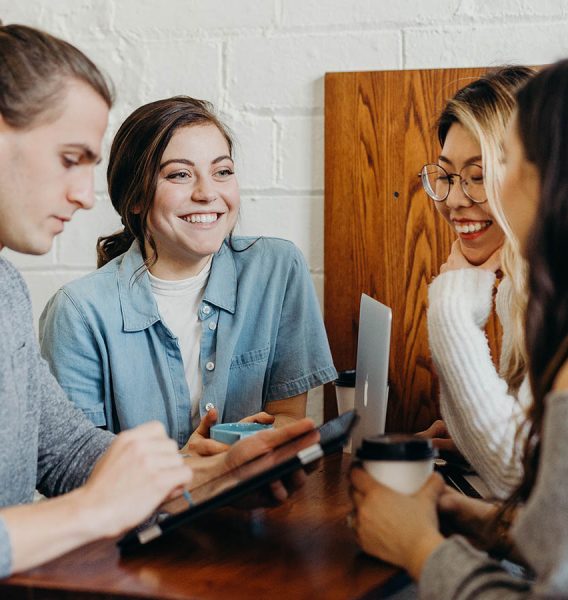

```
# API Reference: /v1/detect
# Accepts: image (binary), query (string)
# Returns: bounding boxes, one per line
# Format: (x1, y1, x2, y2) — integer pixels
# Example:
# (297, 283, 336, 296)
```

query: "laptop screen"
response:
(351, 294, 392, 452)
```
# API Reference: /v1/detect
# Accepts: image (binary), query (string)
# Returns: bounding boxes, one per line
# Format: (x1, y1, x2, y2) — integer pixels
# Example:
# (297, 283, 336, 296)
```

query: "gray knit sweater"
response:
(420, 390, 568, 598)
(0, 257, 113, 577)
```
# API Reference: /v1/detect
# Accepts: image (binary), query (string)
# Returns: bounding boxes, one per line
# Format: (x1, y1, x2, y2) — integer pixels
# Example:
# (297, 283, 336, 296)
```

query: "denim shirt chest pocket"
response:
(224, 344, 270, 421)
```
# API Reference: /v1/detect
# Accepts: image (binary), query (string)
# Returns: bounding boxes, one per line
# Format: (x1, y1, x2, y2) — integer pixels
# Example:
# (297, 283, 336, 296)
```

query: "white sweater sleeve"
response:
(427, 269, 530, 499)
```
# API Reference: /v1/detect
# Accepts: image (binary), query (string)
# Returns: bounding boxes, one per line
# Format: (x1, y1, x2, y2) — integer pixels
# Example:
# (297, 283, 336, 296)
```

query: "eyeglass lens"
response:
(421, 164, 485, 203)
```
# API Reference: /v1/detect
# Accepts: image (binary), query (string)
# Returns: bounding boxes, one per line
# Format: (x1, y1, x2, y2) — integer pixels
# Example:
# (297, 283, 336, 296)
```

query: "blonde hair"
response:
(437, 67, 535, 392)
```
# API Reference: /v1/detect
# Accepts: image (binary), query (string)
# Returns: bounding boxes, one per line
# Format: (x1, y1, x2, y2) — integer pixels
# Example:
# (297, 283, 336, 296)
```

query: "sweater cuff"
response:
(419, 535, 494, 599)
(429, 269, 496, 328)
(0, 516, 12, 579)
(419, 535, 533, 599)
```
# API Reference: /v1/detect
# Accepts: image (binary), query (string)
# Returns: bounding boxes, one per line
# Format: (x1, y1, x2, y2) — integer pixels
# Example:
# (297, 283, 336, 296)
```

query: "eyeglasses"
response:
(419, 163, 487, 204)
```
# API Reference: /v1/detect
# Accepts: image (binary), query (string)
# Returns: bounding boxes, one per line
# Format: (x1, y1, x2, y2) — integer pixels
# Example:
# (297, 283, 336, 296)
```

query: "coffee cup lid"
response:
(334, 369, 356, 387)
(356, 434, 436, 461)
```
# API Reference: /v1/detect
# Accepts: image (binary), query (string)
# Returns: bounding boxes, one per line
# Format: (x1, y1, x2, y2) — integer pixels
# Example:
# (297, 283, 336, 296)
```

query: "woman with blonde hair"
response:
(351, 56, 568, 597)
(421, 66, 534, 498)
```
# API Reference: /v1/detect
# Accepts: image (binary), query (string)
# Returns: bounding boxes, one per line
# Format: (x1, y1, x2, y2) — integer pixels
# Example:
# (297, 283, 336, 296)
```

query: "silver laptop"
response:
(351, 294, 392, 452)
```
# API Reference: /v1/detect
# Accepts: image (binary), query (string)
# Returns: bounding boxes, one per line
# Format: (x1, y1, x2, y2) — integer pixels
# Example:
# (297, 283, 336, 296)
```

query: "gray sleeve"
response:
(420, 536, 531, 599)
(420, 391, 568, 599)
(0, 517, 11, 579)
(510, 391, 568, 596)
(35, 353, 114, 497)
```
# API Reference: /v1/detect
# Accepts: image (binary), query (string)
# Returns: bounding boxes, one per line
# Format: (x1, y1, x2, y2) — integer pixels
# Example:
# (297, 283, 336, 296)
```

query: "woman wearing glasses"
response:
(350, 57, 568, 598)
(419, 67, 535, 498)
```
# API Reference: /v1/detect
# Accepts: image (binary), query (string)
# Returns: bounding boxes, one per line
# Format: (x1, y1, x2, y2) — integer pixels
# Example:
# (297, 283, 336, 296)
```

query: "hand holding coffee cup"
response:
(356, 435, 437, 495)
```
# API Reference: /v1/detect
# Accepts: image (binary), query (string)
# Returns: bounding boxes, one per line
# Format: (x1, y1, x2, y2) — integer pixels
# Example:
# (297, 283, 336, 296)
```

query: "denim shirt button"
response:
(202, 305, 212, 315)
(208, 321, 217, 331)
(205, 402, 215, 412)
(206, 361, 215, 371)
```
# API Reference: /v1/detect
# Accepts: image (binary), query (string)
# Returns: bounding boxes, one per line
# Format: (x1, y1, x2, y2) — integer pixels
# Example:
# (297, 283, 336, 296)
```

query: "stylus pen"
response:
(183, 489, 194, 507)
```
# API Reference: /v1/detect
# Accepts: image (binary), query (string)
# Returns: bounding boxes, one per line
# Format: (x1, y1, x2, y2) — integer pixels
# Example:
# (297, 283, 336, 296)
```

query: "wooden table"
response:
(1, 454, 408, 599)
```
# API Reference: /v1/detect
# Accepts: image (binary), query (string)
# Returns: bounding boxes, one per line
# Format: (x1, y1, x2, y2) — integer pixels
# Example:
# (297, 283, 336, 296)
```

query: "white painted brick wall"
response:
(1, 0, 566, 423)
(227, 31, 401, 110)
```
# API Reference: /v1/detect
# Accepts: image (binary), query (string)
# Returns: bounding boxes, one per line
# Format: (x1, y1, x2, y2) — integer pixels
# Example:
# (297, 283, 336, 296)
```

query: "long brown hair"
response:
(0, 23, 112, 127)
(437, 66, 535, 393)
(495, 59, 568, 545)
(97, 96, 234, 268)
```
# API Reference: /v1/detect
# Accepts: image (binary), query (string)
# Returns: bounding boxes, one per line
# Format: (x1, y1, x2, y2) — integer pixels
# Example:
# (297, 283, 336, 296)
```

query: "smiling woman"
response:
(350, 56, 568, 600)
(423, 123, 504, 266)
(144, 123, 240, 279)
(420, 66, 537, 499)
(39, 96, 336, 456)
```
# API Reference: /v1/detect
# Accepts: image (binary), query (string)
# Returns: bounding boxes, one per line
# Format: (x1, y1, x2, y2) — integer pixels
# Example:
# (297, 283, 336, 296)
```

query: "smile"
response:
(453, 220, 492, 234)
(180, 213, 219, 224)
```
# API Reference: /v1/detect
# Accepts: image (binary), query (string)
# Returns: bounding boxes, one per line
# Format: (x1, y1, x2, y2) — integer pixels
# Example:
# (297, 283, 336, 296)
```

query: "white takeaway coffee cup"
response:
(356, 435, 436, 495)
(334, 369, 356, 414)
(334, 370, 356, 452)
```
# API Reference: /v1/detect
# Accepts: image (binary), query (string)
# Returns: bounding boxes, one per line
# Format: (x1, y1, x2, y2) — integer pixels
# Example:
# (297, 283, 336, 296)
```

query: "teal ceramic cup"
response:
(210, 422, 273, 445)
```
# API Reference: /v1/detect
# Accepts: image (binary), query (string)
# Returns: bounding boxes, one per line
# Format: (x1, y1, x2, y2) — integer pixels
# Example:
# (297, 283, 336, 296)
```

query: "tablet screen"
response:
(161, 424, 322, 516)
(119, 410, 357, 551)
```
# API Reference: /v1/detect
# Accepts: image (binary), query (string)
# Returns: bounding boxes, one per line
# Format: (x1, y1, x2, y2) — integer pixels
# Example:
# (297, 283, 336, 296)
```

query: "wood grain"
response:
(324, 68, 502, 431)
(2, 455, 404, 600)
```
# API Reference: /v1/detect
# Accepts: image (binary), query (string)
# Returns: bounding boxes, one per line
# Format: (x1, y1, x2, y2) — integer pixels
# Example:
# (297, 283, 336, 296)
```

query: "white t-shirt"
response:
(148, 260, 211, 429)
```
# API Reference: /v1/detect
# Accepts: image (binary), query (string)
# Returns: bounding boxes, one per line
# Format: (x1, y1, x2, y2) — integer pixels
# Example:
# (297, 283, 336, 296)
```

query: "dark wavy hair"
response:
(494, 59, 568, 548)
(97, 96, 235, 268)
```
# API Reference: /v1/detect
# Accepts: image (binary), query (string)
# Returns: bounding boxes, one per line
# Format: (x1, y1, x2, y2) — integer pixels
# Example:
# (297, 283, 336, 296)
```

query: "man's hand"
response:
(80, 421, 193, 538)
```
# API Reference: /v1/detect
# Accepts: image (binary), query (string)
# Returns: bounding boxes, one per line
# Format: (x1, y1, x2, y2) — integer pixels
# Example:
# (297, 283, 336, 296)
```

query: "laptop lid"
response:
(351, 294, 392, 452)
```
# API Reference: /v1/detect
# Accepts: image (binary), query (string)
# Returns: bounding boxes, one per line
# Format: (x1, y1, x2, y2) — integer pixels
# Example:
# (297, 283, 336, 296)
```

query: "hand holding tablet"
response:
(119, 411, 357, 553)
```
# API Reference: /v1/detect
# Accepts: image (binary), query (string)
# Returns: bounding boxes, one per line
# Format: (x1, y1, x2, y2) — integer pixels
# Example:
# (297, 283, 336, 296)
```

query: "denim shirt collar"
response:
(118, 241, 237, 332)
(203, 241, 237, 314)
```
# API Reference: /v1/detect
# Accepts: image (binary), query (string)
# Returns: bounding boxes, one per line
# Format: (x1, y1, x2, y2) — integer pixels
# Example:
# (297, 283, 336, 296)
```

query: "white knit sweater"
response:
(427, 269, 531, 499)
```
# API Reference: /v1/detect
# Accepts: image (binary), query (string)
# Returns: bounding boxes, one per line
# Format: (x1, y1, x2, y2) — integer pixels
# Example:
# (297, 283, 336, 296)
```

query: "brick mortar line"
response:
(70, 16, 568, 43)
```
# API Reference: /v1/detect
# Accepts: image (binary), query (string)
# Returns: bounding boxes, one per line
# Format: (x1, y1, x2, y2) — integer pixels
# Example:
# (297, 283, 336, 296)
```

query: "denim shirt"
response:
(39, 237, 336, 447)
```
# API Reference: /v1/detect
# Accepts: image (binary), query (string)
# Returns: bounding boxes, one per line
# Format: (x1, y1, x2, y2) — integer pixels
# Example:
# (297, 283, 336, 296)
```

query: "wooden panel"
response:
(324, 68, 502, 432)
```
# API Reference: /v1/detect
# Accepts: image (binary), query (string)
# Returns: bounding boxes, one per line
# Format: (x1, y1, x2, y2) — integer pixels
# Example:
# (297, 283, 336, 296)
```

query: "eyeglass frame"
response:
(418, 162, 488, 205)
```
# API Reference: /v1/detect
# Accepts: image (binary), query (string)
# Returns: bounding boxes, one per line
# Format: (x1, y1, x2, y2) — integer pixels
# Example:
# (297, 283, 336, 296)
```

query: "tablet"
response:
(118, 410, 358, 554)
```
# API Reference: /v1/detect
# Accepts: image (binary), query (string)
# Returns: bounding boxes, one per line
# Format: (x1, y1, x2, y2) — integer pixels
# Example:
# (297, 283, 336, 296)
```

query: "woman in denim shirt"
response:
(40, 96, 336, 455)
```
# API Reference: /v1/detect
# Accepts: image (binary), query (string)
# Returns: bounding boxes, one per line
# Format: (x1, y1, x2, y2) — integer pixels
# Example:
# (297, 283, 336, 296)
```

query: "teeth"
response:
(181, 213, 218, 224)
(454, 221, 491, 234)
